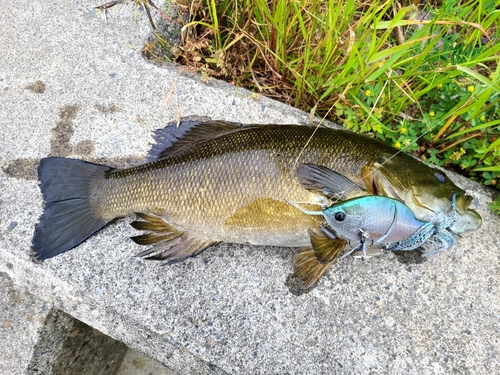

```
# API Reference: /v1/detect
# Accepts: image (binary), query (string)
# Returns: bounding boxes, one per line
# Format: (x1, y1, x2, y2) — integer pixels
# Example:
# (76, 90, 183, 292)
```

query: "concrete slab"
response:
(1, 0, 499, 374)
(27, 304, 128, 375)
(0, 273, 127, 375)
(118, 348, 177, 375)
(0, 272, 50, 375)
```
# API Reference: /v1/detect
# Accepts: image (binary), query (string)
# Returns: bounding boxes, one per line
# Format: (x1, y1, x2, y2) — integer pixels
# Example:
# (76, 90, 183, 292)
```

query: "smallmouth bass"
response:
(32, 120, 481, 287)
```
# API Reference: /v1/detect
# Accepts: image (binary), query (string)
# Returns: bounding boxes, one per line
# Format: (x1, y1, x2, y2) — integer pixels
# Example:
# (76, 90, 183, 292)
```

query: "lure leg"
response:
(386, 193, 459, 254)
(447, 193, 458, 226)
(435, 193, 458, 232)
(422, 230, 456, 257)
(386, 223, 434, 251)
(421, 193, 458, 256)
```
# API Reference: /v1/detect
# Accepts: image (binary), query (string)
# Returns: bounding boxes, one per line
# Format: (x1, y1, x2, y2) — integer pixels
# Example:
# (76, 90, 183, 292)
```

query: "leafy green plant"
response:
(490, 195, 500, 215)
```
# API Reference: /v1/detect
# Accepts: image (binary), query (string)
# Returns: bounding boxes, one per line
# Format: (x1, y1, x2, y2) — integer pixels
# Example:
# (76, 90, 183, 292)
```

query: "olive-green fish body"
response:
(87, 124, 390, 248)
(32, 120, 481, 284)
(92, 146, 324, 248)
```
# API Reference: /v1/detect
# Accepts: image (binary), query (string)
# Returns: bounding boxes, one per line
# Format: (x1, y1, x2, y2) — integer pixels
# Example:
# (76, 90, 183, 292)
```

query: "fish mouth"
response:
(410, 189, 481, 234)
(450, 208, 482, 234)
(455, 193, 474, 215)
(454, 194, 482, 233)
(369, 169, 481, 234)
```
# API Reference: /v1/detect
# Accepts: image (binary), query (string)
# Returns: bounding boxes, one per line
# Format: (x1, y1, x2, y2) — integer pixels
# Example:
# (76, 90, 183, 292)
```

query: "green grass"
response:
(138, 0, 500, 211)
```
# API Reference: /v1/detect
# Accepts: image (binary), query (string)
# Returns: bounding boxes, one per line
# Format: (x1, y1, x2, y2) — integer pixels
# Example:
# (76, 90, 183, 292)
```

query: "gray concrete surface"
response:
(26, 302, 128, 375)
(0, 0, 499, 374)
(0, 272, 51, 375)
(0, 272, 128, 375)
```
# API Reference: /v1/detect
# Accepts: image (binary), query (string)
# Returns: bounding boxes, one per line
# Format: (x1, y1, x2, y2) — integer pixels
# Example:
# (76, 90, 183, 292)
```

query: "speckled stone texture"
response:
(0, 0, 498, 374)
(0, 272, 50, 375)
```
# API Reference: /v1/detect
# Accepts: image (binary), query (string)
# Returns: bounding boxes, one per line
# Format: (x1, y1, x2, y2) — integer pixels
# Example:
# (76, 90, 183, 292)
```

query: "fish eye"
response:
(435, 172, 447, 183)
(334, 212, 346, 221)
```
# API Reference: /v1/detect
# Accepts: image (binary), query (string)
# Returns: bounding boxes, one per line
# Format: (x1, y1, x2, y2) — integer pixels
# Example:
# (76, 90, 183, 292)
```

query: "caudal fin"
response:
(32, 157, 111, 260)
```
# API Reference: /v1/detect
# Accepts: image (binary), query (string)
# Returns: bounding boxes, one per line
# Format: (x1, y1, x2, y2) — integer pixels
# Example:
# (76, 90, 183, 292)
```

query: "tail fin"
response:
(32, 157, 111, 260)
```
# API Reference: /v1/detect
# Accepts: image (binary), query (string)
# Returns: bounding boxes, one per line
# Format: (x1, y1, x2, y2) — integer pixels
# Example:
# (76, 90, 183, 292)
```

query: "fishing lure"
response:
(385, 194, 457, 256)
(288, 193, 458, 259)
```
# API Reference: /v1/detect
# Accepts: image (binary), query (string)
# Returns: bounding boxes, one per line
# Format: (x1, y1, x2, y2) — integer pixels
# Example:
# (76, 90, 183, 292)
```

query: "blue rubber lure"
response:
(288, 194, 457, 258)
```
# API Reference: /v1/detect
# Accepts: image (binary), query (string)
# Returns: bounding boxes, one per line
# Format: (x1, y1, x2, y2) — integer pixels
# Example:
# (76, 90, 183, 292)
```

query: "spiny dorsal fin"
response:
(148, 119, 248, 161)
(130, 212, 215, 263)
(296, 163, 364, 200)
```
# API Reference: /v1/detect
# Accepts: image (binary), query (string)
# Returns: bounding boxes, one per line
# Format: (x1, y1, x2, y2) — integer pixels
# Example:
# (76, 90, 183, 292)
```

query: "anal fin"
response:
(131, 212, 215, 264)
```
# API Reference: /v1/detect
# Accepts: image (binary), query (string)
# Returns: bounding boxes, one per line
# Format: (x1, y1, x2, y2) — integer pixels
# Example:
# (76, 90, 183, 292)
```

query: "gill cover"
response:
(362, 154, 481, 232)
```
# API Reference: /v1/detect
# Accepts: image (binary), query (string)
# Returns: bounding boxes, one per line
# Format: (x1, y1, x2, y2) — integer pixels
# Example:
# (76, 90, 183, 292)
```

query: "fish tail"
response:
(32, 157, 111, 260)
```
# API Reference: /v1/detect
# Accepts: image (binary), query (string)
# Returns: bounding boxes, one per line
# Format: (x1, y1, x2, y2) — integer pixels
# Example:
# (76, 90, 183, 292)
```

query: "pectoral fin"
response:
(293, 229, 346, 288)
(131, 212, 215, 264)
(310, 228, 346, 263)
(296, 163, 364, 199)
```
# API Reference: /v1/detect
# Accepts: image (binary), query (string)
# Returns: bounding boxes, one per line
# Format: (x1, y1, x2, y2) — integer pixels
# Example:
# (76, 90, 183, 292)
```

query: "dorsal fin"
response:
(147, 118, 248, 161)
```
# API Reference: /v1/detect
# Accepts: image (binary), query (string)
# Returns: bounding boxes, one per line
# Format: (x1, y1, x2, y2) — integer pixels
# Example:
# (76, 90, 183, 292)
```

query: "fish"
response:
(32, 119, 481, 288)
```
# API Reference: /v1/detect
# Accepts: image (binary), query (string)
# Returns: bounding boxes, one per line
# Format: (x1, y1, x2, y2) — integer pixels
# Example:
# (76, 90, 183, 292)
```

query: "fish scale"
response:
(92, 127, 331, 246)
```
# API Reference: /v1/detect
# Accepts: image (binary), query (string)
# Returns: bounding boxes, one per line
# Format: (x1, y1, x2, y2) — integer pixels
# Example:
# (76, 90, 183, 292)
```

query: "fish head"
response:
(362, 153, 481, 234)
